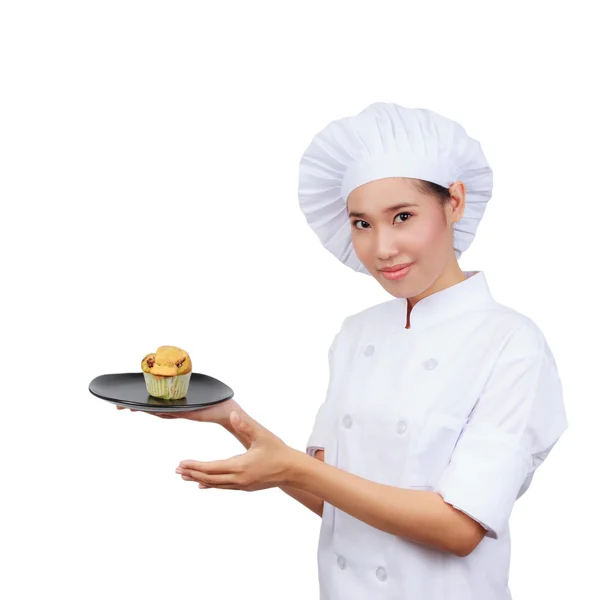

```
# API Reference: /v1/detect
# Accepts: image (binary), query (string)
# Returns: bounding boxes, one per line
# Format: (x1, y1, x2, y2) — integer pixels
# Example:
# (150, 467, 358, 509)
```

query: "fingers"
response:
(179, 473, 241, 490)
(202, 484, 239, 490)
(180, 466, 256, 491)
(178, 457, 244, 474)
(177, 468, 208, 482)
(180, 474, 212, 488)
(179, 470, 247, 490)
(179, 469, 240, 485)
(181, 474, 211, 488)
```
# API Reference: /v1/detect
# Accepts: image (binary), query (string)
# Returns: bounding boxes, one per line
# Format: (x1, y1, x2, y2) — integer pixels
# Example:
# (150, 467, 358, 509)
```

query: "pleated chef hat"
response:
(298, 102, 493, 274)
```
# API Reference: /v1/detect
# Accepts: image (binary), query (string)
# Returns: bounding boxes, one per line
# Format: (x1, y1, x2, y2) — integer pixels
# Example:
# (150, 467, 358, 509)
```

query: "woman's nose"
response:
(374, 230, 401, 260)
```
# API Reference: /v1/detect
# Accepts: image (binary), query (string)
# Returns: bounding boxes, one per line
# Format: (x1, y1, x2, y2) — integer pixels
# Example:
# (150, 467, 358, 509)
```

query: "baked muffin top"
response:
(141, 346, 192, 377)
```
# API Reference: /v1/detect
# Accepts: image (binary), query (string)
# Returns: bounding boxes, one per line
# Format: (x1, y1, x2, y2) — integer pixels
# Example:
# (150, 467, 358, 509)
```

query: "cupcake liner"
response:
(143, 372, 191, 400)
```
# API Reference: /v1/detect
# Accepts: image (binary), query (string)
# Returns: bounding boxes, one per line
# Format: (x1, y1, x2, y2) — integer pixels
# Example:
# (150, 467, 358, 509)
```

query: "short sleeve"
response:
(306, 330, 341, 458)
(435, 324, 568, 540)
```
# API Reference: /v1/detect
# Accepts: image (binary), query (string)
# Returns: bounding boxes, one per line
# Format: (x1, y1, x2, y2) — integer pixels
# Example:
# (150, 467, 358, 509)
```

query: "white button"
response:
(423, 358, 438, 370)
(363, 344, 375, 357)
(376, 567, 387, 581)
(343, 415, 353, 429)
(396, 420, 408, 435)
(337, 555, 347, 569)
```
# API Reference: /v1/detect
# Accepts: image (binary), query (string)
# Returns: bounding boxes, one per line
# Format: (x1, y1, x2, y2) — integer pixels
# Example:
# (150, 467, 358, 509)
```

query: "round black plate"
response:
(89, 372, 234, 412)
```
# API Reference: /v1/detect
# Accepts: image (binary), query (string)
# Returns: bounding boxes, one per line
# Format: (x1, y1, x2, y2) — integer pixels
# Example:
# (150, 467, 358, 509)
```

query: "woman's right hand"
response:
(116, 397, 241, 428)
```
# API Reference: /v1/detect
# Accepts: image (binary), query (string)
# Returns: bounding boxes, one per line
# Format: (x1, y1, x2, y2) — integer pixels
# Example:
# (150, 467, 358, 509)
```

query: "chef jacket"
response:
(306, 271, 568, 600)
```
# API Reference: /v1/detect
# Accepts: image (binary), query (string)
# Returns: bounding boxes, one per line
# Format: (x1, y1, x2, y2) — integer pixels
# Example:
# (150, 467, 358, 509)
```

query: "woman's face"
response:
(347, 177, 465, 299)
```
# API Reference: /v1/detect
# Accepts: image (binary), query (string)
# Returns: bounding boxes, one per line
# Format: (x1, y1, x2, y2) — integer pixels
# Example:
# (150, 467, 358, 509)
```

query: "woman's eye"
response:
(353, 220, 370, 230)
(352, 213, 412, 229)
(394, 212, 412, 223)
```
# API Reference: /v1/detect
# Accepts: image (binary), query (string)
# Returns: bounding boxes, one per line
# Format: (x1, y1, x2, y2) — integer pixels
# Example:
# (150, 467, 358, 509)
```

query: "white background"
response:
(1, 1, 597, 598)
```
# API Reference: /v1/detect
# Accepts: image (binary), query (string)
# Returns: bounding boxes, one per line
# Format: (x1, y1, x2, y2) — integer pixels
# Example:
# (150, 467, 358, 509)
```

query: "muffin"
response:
(141, 346, 192, 400)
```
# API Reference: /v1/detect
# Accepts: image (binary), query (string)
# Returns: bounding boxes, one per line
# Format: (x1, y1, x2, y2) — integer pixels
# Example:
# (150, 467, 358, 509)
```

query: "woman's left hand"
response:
(175, 411, 298, 491)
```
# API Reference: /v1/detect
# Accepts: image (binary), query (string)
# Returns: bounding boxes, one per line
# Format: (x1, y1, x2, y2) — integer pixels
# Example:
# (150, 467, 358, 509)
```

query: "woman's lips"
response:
(380, 263, 412, 280)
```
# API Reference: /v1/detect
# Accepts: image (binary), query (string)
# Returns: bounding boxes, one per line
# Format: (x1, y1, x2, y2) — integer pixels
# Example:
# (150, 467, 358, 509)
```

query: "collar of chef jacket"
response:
(398, 270, 495, 330)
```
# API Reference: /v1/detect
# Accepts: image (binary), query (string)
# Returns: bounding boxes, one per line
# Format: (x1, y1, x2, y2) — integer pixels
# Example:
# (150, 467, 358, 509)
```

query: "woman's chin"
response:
(374, 273, 411, 298)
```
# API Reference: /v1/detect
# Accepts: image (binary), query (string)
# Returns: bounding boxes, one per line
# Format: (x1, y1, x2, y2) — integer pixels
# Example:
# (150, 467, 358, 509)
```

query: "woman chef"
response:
(121, 102, 569, 599)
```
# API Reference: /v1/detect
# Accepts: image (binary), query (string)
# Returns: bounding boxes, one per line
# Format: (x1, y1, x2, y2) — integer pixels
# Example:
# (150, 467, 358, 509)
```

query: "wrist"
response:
(283, 448, 314, 488)
(219, 399, 242, 429)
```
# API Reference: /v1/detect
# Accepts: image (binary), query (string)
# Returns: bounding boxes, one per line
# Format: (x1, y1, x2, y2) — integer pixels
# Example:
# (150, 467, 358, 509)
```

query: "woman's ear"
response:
(448, 181, 467, 223)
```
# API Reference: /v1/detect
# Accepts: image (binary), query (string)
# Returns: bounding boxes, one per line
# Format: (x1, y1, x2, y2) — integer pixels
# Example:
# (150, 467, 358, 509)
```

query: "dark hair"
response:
(414, 179, 451, 205)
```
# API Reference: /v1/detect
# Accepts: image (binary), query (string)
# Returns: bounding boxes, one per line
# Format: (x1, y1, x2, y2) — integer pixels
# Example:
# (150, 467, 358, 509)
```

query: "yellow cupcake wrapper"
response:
(143, 372, 191, 400)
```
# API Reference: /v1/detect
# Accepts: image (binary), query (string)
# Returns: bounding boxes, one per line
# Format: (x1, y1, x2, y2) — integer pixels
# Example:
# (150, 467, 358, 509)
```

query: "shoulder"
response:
(486, 301, 549, 351)
(478, 302, 559, 374)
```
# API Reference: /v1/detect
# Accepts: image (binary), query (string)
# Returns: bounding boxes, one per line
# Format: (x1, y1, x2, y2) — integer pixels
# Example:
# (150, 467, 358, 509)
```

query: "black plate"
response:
(89, 372, 234, 412)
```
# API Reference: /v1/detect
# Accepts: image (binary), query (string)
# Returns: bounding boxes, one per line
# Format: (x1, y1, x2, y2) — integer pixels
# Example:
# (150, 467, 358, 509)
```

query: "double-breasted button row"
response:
(336, 556, 388, 582)
(363, 344, 438, 372)
(341, 415, 409, 435)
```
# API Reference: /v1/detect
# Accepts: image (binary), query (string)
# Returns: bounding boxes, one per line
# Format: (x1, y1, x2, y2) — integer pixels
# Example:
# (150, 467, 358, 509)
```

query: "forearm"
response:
(279, 484, 324, 517)
(286, 450, 484, 557)
(220, 413, 324, 518)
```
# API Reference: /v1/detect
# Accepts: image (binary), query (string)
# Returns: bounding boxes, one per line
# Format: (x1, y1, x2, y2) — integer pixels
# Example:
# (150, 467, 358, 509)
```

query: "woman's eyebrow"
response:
(347, 202, 419, 219)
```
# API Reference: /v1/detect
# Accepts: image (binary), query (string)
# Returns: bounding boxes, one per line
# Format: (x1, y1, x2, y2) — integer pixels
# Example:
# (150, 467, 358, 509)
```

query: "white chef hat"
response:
(298, 102, 493, 274)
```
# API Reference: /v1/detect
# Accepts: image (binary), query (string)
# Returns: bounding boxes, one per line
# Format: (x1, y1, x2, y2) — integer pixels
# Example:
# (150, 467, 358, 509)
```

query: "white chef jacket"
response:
(306, 271, 568, 600)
